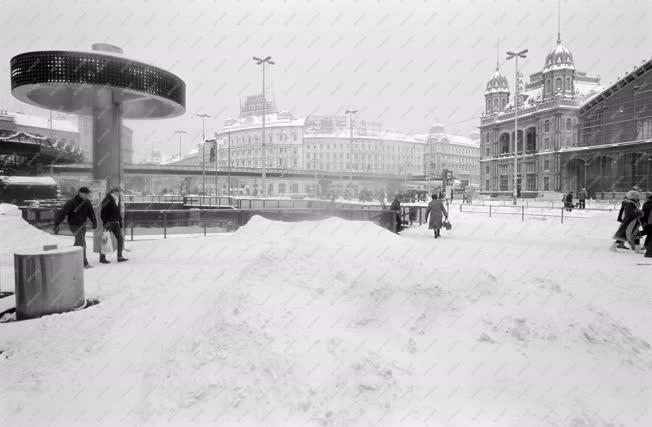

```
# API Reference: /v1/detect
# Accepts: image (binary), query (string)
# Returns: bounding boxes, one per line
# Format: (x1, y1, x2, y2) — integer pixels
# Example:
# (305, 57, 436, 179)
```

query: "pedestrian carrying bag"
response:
(100, 230, 113, 254)
(443, 220, 452, 230)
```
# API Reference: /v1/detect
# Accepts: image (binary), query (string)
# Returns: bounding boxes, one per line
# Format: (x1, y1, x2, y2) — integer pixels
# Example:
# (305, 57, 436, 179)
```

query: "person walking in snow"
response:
(578, 188, 588, 209)
(53, 186, 97, 269)
(100, 187, 128, 263)
(563, 191, 574, 211)
(611, 189, 643, 252)
(425, 193, 448, 239)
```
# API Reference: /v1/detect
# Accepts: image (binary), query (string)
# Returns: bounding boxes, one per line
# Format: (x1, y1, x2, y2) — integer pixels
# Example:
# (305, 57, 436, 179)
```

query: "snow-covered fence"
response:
(458, 203, 601, 223)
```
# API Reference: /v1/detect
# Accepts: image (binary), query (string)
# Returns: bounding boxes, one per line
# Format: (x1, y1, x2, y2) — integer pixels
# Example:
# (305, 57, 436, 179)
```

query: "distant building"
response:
(0, 110, 79, 149)
(422, 124, 481, 187)
(565, 58, 652, 194)
(479, 31, 602, 195)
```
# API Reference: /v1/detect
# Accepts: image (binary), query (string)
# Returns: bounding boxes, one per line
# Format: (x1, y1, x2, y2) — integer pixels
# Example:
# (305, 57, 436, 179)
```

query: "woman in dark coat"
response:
(611, 190, 643, 251)
(425, 193, 448, 239)
(100, 187, 128, 263)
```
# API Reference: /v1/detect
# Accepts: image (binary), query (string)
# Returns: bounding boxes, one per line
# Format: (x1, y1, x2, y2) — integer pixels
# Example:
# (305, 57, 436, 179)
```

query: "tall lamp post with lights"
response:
(253, 56, 274, 197)
(345, 110, 357, 190)
(506, 48, 528, 205)
(195, 113, 210, 195)
(174, 130, 187, 162)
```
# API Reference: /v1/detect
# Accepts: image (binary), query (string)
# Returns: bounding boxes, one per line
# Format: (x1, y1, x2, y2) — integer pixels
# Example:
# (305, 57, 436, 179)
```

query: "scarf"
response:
(111, 193, 120, 207)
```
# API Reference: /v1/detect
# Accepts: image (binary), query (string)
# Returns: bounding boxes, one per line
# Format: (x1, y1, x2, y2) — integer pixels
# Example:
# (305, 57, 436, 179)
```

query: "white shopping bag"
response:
(100, 230, 113, 254)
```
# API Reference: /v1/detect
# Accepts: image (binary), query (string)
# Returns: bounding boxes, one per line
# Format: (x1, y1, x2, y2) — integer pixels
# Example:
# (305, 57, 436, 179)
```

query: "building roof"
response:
(8, 112, 78, 133)
(543, 38, 575, 71)
(218, 112, 305, 133)
(579, 58, 652, 114)
(486, 68, 510, 94)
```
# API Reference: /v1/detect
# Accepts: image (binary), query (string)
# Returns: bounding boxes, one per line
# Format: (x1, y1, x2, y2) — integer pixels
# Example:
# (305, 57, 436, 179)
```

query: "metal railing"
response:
(122, 208, 396, 239)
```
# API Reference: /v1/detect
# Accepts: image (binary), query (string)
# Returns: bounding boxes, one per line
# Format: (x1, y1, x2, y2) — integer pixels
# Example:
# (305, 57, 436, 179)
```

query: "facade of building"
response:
(303, 115, 424, 176)
(423, 125, 481, 187)
(479, 33, 602, 196)
(563, 58, 652, 194)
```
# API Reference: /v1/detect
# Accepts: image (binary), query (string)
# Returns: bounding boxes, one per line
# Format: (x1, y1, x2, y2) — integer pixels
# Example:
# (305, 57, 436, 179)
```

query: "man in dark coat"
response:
(100, 187, 128, 263)
(611, 190, 643, 251)
(53, 187, 97, 268)
(642, 193, 652, 256)
(390, 195, 402, 233)
(564, 191, 574, 211)
(578, 188, 588, 209)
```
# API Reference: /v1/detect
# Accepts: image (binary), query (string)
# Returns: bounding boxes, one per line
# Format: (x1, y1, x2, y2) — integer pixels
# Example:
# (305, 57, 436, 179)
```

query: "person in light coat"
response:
(425, 193, 448, 239)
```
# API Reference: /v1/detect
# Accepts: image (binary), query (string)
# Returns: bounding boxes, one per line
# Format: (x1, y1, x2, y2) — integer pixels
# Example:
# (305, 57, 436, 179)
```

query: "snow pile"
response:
(0, 211, 651, 426)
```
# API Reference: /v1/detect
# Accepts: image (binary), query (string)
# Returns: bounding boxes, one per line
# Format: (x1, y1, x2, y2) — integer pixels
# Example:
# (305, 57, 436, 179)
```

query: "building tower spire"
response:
(496, 39, 500, 71)
(557, 0, 561, 44)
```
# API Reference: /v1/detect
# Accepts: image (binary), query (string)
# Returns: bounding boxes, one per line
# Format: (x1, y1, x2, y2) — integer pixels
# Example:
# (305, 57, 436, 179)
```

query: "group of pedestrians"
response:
(610, 185, 652, 258)
(389, 193, 449, 239)
(53, 186, 128, 268)
(562, 188, 589, 211)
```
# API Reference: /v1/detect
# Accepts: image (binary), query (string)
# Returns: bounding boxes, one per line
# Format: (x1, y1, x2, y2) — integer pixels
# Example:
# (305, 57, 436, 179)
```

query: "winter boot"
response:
(117, 257, 129, 263)
(99, 254, 110, 264)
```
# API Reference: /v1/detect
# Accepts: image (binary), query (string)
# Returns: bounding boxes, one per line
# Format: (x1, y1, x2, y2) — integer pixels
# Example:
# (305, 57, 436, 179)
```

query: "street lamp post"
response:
(253, 56, 274, 197)
(195, 113, 210, 195)
(228, 130, 232, 198)
(174, 130, 187, 162)
(506, 48, 528, 205)
(345, 110, 357, 190)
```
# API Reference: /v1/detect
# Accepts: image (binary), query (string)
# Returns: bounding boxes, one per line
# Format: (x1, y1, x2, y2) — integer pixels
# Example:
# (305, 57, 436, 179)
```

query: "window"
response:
(566, 118, 572, 131)
(545, 79, 551, 94)
(485, 180, 490, 191)
(526, 174, 536, 191)
(543, 176, 550, 191)
(555, 78, 562, 92)
(543, 159, 550, 171)
(544, 120, 551, 133)
(500, 175, 508, 191)
(544, 137, 550, 150)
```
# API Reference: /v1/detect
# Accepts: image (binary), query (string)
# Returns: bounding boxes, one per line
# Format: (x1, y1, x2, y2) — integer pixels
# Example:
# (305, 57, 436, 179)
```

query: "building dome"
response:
(485, 69, 509, 94)
(543, 39, 574, 71)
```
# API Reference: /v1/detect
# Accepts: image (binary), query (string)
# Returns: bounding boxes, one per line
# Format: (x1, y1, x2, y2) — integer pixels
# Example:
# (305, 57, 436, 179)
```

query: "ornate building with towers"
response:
(479, 29, 602, 195)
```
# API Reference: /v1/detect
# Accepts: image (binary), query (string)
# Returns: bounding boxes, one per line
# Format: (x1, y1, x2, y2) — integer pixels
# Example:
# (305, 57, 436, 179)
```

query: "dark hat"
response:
(78, 186, 91, 194)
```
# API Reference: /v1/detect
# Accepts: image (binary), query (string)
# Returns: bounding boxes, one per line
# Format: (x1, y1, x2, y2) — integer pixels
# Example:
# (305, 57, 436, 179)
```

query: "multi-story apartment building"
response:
(422, 125, 480, 187)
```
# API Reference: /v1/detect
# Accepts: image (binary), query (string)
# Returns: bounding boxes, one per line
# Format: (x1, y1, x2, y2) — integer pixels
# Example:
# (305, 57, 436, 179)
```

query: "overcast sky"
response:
(1, 0, 649, 161)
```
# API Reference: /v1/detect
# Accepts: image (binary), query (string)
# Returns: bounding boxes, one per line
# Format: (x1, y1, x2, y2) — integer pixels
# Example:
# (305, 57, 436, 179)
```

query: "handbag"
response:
(443, 220, 452, 230)
(100, 230, 113, 254)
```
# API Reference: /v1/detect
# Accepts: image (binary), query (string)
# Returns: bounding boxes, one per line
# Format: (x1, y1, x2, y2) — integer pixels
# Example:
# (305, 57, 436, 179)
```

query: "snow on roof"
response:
(0, 176, 57, 186)
(10, 112, 78, 133)
(220, 113, 305, 133)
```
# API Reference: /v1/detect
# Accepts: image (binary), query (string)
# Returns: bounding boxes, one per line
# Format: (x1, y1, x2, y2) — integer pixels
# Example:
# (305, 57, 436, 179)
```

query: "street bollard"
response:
(14, 247, 85, 320)
(163, 210, 167, 239)
(561, 207, 564, 224)
(522, 205, 525, 221)
(489, 205, 492, 217)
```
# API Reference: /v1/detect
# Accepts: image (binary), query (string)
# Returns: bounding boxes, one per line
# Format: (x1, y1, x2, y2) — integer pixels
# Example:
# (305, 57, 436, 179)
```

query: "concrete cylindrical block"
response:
(14, 247, 85, 320)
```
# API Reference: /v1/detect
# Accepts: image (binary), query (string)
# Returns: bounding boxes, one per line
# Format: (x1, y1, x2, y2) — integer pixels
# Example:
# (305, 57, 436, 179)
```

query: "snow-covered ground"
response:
(0, 203, 650, 426)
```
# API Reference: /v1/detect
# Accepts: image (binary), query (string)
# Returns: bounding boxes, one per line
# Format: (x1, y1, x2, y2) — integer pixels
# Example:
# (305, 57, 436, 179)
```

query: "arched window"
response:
(545, 79, 551, 94)
(486, 99, 491, 112)
(555, 78, 562, 92)
(501, 98, 507, 110)
(493, 98, 499, 109)
(544, 120, 551, 133)
(566, 77, 572, 94)
(566, 118, 572, 131)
